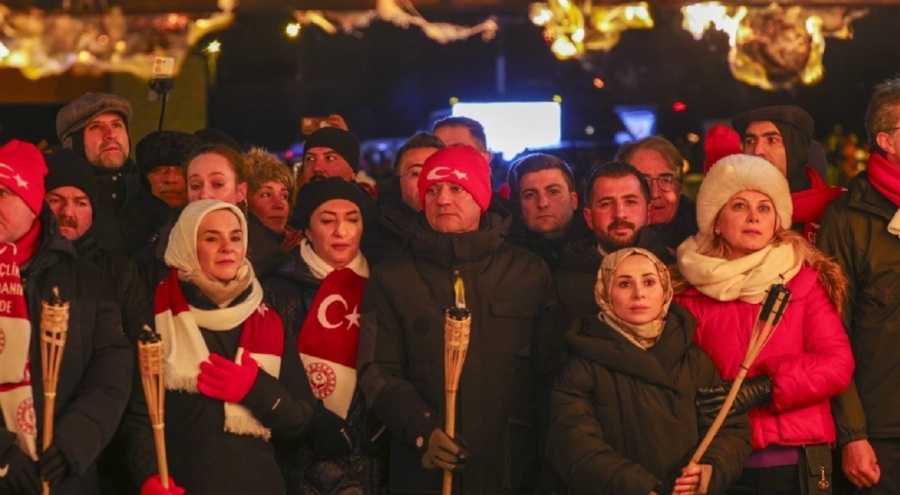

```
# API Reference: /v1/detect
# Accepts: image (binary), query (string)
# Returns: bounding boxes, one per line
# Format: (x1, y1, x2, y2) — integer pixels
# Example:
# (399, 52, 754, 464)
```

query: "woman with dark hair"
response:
(675, 154, 854, 494)
(264, 177, 387, 494)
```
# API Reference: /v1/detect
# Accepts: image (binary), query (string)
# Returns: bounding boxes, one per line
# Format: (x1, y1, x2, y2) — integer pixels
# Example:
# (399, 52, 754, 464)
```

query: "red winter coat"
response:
(675, 265, 854, 450)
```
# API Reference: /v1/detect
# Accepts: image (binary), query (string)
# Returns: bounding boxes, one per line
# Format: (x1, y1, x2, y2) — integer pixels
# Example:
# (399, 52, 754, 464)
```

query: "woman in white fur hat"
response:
(123, 199, 318, 495)
(674, 154, 854, 494)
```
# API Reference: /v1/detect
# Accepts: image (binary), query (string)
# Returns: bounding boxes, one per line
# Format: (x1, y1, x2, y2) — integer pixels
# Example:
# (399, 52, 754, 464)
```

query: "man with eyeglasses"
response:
(818, 77, 900, 495)
(732, 105, 844, 243)
(616, 136, 698, 254)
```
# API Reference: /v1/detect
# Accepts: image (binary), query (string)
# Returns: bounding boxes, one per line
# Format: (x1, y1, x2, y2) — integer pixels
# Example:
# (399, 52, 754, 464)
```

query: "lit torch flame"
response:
(454, 275, 466, 310)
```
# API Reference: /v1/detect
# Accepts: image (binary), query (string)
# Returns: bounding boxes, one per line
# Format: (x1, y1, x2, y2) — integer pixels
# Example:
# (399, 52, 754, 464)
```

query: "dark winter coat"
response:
(14, 207, 133, 495)
(817, 169, 900, 444)
(650, 194, 698, 255)
(264, 253, 388, 495)
(547, 304, 750, 495)
(74, 231, 152, 344)
(89, 161, 171, 256)
(248, 212, 290, 279)
(122, 281, 315, 495)
(359, 211, 563, 494)
(507, 209, 592, 270)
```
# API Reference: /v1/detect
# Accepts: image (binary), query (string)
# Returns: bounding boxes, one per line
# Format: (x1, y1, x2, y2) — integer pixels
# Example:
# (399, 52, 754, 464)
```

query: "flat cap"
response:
(56, 92, 133, 149)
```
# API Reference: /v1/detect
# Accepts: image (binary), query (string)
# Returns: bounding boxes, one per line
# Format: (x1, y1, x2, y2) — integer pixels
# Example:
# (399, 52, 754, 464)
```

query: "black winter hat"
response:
(44, 148, 100, 208)
(302, 127, 360, 172)
(136, 130, 203, 176)
(289, 177, 368, 230)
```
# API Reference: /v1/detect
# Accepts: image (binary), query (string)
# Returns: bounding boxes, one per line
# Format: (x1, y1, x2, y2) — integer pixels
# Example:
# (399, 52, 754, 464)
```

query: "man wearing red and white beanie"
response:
(360, 145, 564, 493)
(0, 139, 131, 495)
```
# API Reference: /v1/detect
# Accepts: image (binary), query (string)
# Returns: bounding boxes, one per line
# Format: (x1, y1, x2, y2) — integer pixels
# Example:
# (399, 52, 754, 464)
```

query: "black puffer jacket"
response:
(14, 208, 133, 495)
(359, 210, 562, 494)
(817, 169, 900, 444)
(547, 304, 750, 495)
(263, 252, 389, 495)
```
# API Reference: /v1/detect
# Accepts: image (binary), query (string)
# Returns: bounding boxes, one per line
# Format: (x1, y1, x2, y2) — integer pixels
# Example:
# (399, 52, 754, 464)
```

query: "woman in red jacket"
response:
(674, 154, 854, 494)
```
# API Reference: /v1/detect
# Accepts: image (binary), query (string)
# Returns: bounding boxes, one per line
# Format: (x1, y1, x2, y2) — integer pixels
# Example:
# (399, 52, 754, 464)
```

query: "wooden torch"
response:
(138, 326, 170, 489)
(682, 283, 791, 494)
(40, 287, 69, 495)
(443, 275, 471, 495)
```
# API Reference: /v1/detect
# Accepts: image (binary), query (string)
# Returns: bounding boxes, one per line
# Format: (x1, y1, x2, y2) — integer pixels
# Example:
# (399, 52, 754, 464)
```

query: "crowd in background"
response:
(0, 75, 899, 495)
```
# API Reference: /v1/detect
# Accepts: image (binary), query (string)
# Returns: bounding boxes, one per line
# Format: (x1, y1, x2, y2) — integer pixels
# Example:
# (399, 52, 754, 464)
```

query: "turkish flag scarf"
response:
(298, 240, 369, 419)
(0, 222, 41, 460)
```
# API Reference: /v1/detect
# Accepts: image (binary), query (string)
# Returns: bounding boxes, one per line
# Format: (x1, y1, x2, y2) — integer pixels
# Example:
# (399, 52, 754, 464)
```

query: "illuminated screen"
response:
(451, 102, 561, 160)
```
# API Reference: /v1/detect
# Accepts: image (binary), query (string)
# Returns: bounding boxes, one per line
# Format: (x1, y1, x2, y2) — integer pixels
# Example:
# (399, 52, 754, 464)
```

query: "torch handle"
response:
(442, 388, 458, 495)
(42, 393, 56, 495)
(690, 366, 749, 465)
(153, 425, 169, 488)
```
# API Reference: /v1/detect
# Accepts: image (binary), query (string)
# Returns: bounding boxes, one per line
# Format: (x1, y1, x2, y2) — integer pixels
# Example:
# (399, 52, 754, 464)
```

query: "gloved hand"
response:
(420, 428, 468, 472)
(38, 444, 70, 485)
(696, 375, 772, 419)
(308, 401, 357, 457)
(0, 446, 40, 495)
(198, 352, 259, 403)
(141, 474, 186, 495)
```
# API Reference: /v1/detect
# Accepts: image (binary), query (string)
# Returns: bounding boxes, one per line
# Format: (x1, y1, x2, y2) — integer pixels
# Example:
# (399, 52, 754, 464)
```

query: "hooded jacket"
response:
(547, 304, 750, 495)
(359, 208, 561, 494)
(675, 265, 854, 449)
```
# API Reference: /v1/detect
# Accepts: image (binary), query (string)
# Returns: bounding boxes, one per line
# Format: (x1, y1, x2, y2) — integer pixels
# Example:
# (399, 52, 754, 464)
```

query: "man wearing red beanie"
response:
(360, 145, 564, 494)
(0, 139, 131, 495)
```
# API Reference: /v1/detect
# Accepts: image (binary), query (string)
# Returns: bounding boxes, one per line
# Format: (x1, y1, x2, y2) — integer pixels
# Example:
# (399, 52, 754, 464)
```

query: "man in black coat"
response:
(0, 139, 132, 495)
(55, 92, 171, 255)
(359, 145, 562, 494)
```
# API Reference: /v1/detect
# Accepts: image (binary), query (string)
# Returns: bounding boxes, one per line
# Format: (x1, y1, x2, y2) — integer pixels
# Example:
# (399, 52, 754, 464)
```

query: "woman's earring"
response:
(714, 227, 721, 236)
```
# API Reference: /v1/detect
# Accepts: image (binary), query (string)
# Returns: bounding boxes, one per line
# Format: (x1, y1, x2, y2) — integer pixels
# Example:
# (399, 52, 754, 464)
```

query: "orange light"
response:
(592, 77, 605, 89)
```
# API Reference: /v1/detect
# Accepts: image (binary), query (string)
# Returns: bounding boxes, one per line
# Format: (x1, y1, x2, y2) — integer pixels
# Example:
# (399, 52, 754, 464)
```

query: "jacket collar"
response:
(847, 171, 896, 222)
(408, 207, 510, 267)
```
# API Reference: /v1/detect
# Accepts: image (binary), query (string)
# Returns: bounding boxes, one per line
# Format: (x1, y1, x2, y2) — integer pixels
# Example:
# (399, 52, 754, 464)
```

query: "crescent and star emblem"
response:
(0, 163, 27, 189)
(425, 166, 469, 181)
(317, 294, 361, 330)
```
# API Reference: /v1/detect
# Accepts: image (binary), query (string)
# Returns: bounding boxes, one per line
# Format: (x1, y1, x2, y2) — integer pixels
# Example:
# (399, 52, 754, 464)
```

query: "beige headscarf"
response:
(594, 247, 674, 349)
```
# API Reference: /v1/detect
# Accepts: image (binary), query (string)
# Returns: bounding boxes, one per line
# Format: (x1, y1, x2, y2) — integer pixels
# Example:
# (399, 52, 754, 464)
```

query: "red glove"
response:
(141, 475, 185, 495)
(198, 352, 259, 403)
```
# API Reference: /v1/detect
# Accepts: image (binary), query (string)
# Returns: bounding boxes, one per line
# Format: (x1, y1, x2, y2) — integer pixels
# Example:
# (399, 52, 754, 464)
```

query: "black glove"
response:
(0, 446, 41, 495)
(696, 375, 773, 419)
(308, 401, 357, 457)
(420, 428, 468, 472)
(38, 444, 70, 485)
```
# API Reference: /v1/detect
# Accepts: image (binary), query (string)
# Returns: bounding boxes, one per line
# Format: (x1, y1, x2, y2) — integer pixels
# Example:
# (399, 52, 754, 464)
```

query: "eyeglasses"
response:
(643, 173, 678, 192)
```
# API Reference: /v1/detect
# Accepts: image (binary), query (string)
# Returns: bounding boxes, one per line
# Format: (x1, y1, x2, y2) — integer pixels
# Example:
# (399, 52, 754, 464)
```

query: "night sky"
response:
(205, 6, 900, 151)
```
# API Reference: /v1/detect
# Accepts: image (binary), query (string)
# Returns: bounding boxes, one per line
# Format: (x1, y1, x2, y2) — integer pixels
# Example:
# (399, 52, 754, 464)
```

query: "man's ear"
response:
(876, 132, 897, 156)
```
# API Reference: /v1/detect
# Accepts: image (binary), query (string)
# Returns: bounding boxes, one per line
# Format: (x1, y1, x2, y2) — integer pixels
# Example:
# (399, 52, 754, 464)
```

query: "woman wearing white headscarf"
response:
(547, 247, 750, 495)
(123, 199, 317, 495)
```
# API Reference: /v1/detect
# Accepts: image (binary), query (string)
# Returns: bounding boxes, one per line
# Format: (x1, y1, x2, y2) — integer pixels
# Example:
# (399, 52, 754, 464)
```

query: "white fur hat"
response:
(696, 154, 792, 243)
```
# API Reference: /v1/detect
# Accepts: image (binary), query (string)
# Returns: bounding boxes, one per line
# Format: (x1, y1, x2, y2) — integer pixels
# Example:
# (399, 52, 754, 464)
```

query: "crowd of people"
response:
(0, 74, 898, 495)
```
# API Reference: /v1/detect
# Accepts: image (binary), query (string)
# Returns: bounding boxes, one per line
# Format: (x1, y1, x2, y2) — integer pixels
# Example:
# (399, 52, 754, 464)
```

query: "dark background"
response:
(4, 6, 900, 164)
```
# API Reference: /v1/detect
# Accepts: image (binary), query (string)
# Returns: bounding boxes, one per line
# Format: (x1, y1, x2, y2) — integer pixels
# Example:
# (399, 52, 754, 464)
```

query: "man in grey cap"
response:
(56, 92, 171, 255)
(732, 104, 844, 243)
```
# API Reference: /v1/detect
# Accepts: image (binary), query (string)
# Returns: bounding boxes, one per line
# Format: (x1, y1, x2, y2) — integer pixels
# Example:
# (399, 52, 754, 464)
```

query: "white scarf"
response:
(677, 235, 801, 304)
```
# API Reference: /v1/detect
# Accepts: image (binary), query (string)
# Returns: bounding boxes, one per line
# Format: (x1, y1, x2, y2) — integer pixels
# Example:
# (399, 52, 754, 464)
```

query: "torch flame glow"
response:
(454, 275, 466, 310)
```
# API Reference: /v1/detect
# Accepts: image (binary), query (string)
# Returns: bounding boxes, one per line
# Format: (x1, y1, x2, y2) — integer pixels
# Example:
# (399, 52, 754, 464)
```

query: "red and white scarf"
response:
(0, 239, 38, 460)
(298, 240, 368, 419)
(155, 269, 283, 439)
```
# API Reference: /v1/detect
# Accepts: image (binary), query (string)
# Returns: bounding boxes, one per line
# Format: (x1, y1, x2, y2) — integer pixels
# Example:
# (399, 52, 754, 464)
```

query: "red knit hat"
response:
(703, 125, 743, 173)
(0, 139, 48, 215)
(418, 146, 492, 213)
